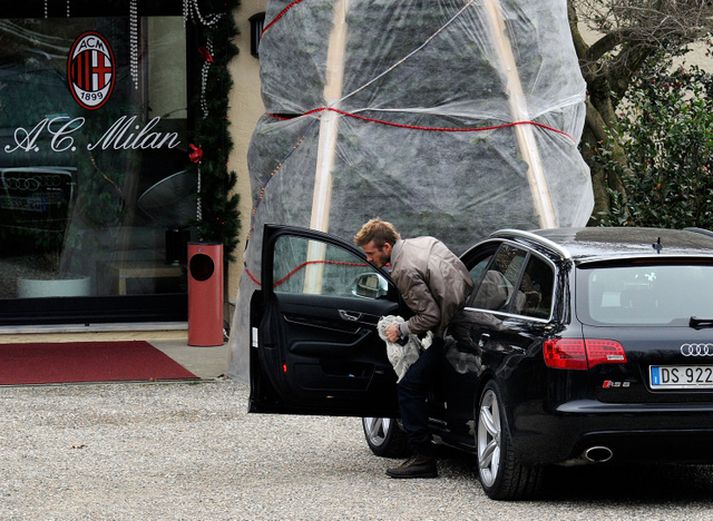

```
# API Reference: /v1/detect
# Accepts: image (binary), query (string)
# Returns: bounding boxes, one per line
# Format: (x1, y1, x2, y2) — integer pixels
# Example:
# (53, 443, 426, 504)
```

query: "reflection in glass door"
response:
(0, 3, 193, 323)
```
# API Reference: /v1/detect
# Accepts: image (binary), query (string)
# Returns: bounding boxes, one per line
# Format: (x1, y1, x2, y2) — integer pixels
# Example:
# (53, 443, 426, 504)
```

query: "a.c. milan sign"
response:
(67, 32, 115, 110)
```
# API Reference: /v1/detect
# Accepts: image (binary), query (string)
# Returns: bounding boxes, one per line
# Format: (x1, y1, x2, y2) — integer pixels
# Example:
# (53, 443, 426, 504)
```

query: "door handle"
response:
(478, 333, 491, 348)
(339, 309, 363, 322)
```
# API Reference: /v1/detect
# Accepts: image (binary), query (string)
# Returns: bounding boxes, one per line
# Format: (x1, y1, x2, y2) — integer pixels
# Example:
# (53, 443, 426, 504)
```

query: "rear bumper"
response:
(575, 430, 713, 464)
(511, 399, 713, 465)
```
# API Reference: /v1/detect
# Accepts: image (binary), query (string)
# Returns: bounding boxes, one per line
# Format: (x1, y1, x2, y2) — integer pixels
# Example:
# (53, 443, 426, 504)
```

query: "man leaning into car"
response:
(354, 218, 473, 478)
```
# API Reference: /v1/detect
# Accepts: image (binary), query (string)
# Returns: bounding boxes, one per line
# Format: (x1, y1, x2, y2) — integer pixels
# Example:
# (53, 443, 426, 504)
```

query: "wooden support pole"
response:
(482, 0, 557, 228)
(304, 0, 350, 294)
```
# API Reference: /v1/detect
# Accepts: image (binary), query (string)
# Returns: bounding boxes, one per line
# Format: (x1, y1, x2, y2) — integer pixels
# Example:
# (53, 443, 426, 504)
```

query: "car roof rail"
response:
(684, 227, 713, 240)
(490, 229, 572, 260)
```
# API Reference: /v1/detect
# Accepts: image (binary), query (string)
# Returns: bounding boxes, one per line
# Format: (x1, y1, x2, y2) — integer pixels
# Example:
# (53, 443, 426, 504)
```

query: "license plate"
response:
(650, 365, 713, 389)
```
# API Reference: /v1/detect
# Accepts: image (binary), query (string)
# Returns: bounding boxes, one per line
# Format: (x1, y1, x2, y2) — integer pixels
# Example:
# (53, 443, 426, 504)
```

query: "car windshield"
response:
(577, 263, 713, 326)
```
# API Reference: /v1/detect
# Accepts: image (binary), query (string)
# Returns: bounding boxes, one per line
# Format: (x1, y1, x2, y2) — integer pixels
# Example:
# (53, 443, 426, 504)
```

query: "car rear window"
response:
(576, 263, 713, 325)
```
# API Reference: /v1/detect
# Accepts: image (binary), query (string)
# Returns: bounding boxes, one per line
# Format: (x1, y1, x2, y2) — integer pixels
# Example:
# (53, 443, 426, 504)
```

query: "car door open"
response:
(249, 225, 404, 417)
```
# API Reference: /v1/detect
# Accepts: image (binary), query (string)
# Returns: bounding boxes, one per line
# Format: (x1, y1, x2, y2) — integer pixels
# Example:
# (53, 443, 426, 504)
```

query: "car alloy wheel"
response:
(361, 417, 410, 458)
(363, 417, 391, 447)
(476, 381, 544, 499)
(477, 388, 501, 487)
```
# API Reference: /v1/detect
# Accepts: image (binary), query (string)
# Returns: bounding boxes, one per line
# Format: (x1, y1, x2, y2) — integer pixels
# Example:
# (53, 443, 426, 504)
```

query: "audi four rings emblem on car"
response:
(680, 343, 713, 357)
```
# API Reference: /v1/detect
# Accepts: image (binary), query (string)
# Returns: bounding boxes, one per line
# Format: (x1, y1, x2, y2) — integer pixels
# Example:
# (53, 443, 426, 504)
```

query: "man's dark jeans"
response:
(397, 336, 444, 456)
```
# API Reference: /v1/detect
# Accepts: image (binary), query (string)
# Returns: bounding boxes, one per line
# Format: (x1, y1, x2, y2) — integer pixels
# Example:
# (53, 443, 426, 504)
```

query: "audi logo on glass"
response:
(680, 343, 713, 357)
(2, 178, 40, 191)
(1, 175, 65, 192)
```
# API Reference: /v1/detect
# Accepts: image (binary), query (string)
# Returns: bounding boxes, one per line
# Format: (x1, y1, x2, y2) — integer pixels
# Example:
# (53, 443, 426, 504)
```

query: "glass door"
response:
(0, 2, 193, 324)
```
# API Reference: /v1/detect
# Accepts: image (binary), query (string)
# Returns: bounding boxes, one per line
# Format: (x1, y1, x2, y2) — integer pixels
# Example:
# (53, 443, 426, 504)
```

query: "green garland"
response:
(190, 0, 241, 261)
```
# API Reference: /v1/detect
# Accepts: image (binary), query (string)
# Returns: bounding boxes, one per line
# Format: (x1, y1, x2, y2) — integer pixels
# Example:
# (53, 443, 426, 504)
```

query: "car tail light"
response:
(544, 339, 627, 370)
(544, 339, 587, 370)
(585, 339, 627, 368)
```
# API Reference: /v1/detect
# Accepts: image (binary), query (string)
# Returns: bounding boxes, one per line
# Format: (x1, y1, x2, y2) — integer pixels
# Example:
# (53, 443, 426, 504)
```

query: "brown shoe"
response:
(385, 455, 438, 479)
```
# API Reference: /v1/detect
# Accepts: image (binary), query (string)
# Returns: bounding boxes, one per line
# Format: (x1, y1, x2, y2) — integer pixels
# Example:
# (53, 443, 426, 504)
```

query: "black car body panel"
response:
(250, 225, 713, 466)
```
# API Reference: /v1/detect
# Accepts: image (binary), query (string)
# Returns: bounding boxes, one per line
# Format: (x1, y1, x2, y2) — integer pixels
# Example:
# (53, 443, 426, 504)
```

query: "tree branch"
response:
(585, 29, 629, 63)
(608, 42, 658, 103)
(567, 0, 590, 61)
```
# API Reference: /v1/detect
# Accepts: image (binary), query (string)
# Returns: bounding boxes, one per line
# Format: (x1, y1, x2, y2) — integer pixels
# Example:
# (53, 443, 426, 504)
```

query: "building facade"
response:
(0, 1, 265, 337)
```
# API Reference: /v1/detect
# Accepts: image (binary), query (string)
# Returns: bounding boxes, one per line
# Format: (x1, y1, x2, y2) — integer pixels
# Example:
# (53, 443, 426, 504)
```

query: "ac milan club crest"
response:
(67, 32, 115, 110)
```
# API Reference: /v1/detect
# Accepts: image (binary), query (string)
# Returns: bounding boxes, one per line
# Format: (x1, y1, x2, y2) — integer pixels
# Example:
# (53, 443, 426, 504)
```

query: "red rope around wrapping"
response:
(245, 259, 369, 288)
(262, 0, 305, 35)
(269, 107, 574, 142)
(245, 267, 262, 286)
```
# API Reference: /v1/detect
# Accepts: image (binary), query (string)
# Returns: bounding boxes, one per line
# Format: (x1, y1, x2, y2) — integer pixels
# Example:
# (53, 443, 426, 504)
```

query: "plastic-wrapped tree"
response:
(230, 0, 592, 378)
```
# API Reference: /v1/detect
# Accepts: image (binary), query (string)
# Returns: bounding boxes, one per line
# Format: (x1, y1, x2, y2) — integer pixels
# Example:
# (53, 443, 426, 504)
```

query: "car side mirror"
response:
(352, 272, 388, 299)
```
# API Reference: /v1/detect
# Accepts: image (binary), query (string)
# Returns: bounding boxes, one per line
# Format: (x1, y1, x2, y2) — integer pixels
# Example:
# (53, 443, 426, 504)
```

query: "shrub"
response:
(592, 62, 713, 229)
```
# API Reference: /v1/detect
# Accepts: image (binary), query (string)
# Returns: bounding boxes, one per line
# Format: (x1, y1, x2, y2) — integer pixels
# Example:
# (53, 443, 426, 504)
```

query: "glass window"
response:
(513, 255, 554, 319)
(470, 244, 526, 312)
(577, 264, 713, 325)
(469, 255, 492, 287)
(0, 6, 190, 302)
(273, 235, 384, 299)
(465, 253, 492, 307)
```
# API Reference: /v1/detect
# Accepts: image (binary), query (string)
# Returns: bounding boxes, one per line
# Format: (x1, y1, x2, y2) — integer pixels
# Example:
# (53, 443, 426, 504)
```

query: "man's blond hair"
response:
(354, 218, 401, 247)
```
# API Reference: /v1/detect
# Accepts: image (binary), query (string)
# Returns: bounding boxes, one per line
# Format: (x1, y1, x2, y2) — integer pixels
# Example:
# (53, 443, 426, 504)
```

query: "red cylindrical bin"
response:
(188, 242, 224, 346)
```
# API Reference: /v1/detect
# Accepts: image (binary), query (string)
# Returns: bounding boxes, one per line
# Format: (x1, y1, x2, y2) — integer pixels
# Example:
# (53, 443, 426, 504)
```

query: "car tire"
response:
(476, 380, 543, 500)
(361, 417, 411, 458)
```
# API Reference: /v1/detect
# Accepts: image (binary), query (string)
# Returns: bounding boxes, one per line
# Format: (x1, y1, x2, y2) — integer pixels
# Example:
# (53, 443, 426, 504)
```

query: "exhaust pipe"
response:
(583, 446, 613, 463)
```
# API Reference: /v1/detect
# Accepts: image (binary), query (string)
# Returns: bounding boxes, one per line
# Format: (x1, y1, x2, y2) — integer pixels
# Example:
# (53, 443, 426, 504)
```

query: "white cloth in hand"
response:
(377, 315, 432, 382)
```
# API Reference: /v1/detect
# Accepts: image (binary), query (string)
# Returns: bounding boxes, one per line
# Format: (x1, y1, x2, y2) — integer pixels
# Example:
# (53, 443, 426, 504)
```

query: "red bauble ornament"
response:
(189, 143, 204, 164)
(198, 47, 214, 63)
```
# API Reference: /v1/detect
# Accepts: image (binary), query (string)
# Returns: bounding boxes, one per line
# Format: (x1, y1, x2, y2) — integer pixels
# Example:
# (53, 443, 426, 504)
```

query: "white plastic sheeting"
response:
(229, 0, 592, 379)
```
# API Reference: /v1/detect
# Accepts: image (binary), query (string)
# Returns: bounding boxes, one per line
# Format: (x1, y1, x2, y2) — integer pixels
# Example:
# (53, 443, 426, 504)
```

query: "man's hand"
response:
(385, 323, 401, 343)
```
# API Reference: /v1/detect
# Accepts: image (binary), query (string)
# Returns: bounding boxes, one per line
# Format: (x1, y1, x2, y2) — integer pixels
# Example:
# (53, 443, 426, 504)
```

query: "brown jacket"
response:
(390, 237, 473, 337)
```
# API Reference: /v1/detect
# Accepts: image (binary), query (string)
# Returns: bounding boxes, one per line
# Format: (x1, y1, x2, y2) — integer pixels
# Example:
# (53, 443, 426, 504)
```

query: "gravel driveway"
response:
(2, 379, 713, 520)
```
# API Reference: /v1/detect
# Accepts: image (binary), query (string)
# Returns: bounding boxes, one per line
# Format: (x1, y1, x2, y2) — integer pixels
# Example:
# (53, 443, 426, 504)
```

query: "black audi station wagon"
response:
(249, 225, 713, 499)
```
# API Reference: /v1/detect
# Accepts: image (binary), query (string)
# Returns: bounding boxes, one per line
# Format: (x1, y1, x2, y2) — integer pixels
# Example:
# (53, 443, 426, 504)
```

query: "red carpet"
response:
(0, 341, 198, 385)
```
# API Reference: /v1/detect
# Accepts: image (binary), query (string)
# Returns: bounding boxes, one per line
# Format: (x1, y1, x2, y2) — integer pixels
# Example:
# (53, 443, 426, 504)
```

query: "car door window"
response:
(272, 235, 382, 298)
(470, 244, 527, 312)
(465, 254, 493, 307)
(513, 255, 554, 319)
(469, 255, 492, 286)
